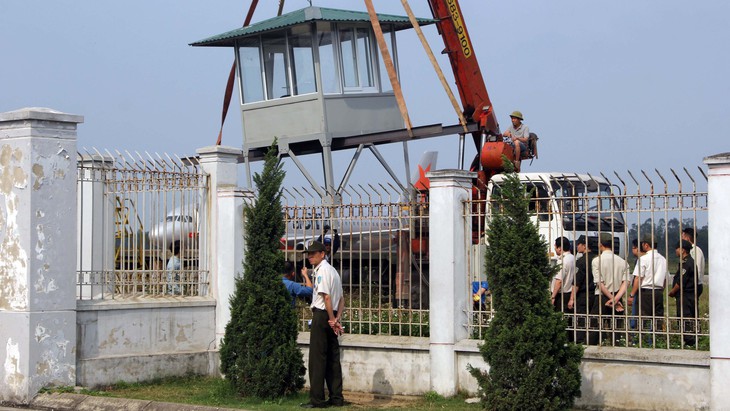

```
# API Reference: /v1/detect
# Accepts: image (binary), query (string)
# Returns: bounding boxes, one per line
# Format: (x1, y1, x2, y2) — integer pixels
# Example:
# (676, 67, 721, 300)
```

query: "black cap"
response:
(575, 235, 587, 246)
(304, 240, 326, 253)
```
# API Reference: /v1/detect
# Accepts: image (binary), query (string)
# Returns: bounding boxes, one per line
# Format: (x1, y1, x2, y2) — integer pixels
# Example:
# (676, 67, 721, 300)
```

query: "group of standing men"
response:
(551, 228, 705, 346)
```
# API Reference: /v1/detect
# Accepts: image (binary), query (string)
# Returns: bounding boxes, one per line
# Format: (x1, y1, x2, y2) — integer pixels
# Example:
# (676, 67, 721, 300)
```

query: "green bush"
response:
(219, 143, 305, 398)
(469, 161, 583, 411)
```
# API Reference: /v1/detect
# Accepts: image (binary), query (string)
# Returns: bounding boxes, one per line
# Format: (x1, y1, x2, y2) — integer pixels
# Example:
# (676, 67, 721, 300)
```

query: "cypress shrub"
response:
(219, 143, 305, 398)
(469, 161, 583, 410)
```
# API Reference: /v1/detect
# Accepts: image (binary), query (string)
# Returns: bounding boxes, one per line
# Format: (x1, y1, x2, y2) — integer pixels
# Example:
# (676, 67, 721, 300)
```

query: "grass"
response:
(74, 375, 482, 410)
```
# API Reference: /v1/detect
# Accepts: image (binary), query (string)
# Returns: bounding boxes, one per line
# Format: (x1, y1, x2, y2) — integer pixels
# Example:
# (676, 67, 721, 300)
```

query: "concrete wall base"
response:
(297, 335, 710, 410)
(72, 314, 709, 411)
(298, 333, 431, 396)
(75, 299, 217, 387)
(77, 351, 216, 388)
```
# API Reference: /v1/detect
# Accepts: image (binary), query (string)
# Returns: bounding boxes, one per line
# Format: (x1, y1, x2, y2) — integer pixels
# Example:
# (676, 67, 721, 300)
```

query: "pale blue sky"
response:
(1, 0, 727, 189)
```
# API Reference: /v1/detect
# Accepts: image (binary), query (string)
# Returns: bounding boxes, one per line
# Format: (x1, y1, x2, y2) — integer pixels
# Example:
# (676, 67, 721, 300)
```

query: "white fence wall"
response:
(0, 107, 724, 410)
(76, 300, 217, 386)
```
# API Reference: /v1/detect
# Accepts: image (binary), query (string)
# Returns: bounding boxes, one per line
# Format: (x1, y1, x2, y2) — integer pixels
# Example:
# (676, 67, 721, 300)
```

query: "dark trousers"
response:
(553, 292, 572, 312)
(309, 308, 343, 406)
(638, 289, 664, 336)
(639, 289, 664, 317)
(574, 291, 591, 344)
(588, 294, 625, 345)
(675, 291, 698, 346)
(553, 293, 574, 342)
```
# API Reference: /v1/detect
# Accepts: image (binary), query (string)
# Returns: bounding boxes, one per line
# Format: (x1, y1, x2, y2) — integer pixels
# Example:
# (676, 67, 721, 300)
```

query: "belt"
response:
(312, 307, 338, 316)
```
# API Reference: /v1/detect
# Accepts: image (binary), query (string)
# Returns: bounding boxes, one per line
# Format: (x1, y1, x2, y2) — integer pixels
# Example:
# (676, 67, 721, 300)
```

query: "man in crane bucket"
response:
(502, 110, 530, 169)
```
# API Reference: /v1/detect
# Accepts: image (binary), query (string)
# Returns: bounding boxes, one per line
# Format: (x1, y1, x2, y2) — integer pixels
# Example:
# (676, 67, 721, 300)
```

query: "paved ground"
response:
(2, 393, 251, 411)
(1, 391, 424, 410)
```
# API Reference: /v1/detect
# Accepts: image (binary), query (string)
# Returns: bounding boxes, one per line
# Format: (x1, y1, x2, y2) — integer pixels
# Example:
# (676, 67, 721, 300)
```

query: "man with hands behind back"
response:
(301, 241, 345, 408)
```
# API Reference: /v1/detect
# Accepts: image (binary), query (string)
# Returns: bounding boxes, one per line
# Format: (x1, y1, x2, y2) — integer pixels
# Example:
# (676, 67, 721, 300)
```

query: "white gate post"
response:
(0, 108, 81, 403)
(704, 153, 730, 410)
(427, 170, 474, 396)
(197, 146, 247, 349)
(76, 154, 115, 299)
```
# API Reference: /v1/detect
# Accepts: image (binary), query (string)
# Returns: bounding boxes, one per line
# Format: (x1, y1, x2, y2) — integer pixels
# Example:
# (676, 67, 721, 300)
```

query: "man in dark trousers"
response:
(588, 233, 630, 345)
(572, 236, 597, 344)
(301, 241, 345, 408)
(669, 240, 699, 346)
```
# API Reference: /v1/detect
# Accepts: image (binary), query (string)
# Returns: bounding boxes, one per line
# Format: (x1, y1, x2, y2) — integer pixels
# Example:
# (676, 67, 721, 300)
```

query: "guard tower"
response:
(192, 7, 441, 201)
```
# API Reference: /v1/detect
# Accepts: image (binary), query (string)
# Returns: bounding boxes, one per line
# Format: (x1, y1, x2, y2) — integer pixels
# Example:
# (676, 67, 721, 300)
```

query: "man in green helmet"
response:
(503, 110, 530, 170)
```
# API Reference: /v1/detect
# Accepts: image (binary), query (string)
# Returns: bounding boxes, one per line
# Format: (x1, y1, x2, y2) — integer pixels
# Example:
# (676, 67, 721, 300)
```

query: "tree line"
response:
(627, 218, 708, 269)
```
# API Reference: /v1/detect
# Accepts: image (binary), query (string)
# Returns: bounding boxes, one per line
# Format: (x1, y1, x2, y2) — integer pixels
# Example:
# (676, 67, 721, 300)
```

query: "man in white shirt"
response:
(551, 237, 576, 313)
(302, 241, 345, 408)
(627, 236, 668, 329)
(682, 228, 705, 295)
(588, 234, 630, 345)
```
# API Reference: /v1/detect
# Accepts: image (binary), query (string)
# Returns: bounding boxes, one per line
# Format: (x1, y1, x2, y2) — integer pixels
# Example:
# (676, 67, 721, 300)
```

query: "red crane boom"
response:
(427, 0, 500, 142)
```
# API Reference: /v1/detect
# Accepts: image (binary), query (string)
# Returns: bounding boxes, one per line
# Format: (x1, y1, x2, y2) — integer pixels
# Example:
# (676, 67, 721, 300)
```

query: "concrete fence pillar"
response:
(704, 153, 730, 410)
(197, 146, 247, 349)
(0, 108, 81, 403)
(427, 170, 474, 396)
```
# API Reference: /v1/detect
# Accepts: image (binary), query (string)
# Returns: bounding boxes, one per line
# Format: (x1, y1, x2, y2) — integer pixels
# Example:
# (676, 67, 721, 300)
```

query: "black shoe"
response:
(327, 399, 346, 407)
(300, 403, 327, 409)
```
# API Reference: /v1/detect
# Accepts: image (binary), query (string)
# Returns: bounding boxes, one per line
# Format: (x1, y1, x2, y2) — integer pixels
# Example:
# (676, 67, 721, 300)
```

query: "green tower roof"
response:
(191, 6, 436, 47)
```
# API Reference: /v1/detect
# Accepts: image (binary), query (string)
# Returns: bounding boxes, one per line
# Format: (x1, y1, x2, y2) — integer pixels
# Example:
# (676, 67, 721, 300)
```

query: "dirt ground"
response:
(341, 391, 421, 408)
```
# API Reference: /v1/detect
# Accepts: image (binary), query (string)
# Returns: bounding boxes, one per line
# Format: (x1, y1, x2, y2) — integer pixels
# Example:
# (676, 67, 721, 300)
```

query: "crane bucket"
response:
(480, 141, 515, 171)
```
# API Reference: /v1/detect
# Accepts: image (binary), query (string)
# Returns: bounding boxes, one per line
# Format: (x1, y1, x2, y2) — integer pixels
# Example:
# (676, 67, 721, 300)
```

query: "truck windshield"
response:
(552, 180, 625, 232)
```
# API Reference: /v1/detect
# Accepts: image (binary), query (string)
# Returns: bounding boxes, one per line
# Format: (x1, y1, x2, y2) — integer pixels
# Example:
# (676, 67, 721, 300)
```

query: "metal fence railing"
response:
(282, 184, 429, 337)
(76, 149, 209, 300)
(465, 168, 709, 350)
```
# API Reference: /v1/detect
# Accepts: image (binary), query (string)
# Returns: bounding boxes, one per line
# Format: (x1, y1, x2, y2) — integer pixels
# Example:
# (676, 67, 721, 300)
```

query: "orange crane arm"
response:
(426, 0, 500, 143)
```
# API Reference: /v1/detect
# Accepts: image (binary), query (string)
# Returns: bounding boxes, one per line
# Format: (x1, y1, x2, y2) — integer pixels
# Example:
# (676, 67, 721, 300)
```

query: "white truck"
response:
(486, 172, 627, 258)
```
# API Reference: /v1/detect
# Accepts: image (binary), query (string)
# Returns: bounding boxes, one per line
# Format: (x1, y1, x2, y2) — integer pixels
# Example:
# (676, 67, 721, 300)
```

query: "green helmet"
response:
(509, 110, 524, 120)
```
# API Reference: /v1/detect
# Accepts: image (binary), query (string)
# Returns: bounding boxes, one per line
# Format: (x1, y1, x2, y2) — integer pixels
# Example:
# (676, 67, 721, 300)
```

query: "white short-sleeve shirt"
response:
(631, 249, 668, 290)
(310, 259, 343, 312)
(552, 252, 576, 293)
(592, 251, 630, 295)
(690, 244, 705, 285)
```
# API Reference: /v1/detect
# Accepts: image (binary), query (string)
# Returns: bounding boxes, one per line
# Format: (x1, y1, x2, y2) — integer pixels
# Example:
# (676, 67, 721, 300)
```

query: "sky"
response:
(1, 0, 728, 191)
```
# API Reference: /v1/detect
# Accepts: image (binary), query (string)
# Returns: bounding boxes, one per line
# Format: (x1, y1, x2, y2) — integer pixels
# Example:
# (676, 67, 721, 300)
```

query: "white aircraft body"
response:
(148, 206, 199, 250)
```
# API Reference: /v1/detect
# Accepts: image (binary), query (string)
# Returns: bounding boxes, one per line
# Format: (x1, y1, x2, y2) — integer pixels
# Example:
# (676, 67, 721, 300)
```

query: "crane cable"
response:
(399, 0, 469, 134)
(216, 0, 286, 145)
